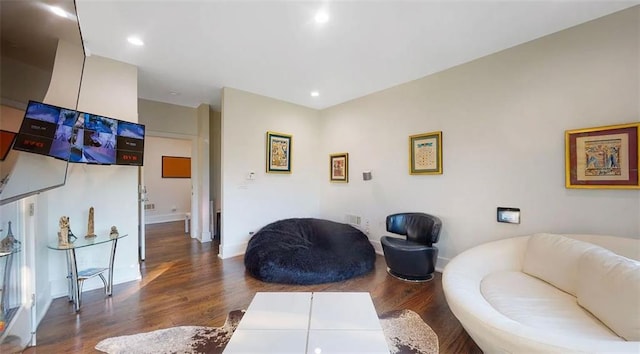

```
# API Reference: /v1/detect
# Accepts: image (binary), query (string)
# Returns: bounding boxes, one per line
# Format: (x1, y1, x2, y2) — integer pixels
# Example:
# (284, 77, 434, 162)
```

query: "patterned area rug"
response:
(95, 309, 438, 354)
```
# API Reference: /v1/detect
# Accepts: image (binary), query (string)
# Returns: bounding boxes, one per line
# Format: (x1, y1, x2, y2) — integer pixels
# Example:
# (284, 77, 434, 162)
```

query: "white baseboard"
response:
(199, 231, 212, 243)
(145, 213, 187, 225)
(219, 242, 248, 259)
(370, 239, 384, 255)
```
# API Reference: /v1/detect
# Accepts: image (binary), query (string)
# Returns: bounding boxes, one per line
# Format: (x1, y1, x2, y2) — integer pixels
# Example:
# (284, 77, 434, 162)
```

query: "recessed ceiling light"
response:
(49, 6, 68, 18)
(127, 36, 144, 46)
(314, 10, 329, 24)
(310, 91, 320, 97)
(169, 91, 180, 96)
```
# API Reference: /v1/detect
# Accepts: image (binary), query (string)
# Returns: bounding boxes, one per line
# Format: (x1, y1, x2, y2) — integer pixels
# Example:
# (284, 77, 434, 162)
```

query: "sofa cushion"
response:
(522, 233, 596, 296)
(480, 271, 622, 341)
(577, 247, 640, 341)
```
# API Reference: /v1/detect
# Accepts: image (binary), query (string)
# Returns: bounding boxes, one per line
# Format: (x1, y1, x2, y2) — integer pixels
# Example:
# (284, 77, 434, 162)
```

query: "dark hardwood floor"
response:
(23, 221, 481, 353)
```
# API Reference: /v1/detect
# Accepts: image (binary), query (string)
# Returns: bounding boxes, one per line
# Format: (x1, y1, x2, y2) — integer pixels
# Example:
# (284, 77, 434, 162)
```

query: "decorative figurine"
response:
(109, 226, 119, 239)
(58, 216, 77, 246)
(0, 221, 19, 252)
(85, 206, 96, 239)
(58, 216, 70, 246)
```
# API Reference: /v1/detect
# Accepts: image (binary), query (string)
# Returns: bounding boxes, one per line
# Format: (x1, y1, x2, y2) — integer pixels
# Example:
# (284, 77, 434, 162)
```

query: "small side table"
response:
(48, 234, 127, 312)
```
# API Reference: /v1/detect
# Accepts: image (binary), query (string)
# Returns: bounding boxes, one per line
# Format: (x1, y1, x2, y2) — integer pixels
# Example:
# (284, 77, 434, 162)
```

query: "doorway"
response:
(139, 135, 194, 261)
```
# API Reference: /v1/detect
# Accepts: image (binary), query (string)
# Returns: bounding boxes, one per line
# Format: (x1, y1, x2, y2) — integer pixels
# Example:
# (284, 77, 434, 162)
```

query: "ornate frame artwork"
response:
(266, 131, 292, 173)
(565, 122, 639, 189)
(409, 131, 442, 175)
(330, 153, 349, 182)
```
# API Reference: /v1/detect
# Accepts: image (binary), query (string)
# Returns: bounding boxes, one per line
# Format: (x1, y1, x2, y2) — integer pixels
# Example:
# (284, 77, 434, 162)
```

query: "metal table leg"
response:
(66, 248, 81, 312)
(107, 238, 119, 296)
(1, 252, 14, 315)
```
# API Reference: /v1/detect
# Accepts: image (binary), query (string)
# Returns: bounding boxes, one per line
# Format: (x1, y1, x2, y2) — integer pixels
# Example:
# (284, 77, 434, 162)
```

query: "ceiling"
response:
(1, 0, 80, 72)
(75, 1, 638, 111)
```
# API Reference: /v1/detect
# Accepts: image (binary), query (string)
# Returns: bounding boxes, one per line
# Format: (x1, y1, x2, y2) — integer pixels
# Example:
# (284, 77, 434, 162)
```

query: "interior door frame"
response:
(141, 131, 198, 248)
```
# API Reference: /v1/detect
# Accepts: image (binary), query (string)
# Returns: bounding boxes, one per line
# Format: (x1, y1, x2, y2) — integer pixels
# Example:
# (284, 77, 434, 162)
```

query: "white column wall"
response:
(46, 55, 141, 297)
(220, 88, 322, 258)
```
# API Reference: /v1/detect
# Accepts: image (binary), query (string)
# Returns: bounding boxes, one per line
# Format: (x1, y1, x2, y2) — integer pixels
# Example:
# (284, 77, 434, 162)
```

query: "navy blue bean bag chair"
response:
(244, 218, 376, 285)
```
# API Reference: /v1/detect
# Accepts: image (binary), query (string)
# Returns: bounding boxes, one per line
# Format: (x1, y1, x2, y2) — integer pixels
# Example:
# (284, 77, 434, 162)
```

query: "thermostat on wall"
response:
(497, 207, 520, 224)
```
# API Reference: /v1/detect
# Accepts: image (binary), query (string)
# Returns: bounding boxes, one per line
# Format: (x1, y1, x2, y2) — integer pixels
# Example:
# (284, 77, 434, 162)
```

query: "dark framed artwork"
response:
(266, 131, 292, 173)
(162, 156, 191, 178)
(330, 153, 349, 182)
(409, 131, 442, 175)
(565, 122, 639, 189)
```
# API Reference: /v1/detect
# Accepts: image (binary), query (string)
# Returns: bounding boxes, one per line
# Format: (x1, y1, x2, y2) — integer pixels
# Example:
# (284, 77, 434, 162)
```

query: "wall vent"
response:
(345, 214, 361, 226)
(144, 203, 155, 210)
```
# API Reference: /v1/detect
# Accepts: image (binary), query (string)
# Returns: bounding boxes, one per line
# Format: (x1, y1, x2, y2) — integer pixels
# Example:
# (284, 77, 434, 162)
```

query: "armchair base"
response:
(387, 268, 434, 282)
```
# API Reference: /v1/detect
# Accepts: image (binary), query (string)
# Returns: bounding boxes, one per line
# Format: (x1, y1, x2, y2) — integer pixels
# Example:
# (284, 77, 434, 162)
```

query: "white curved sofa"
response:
(443, 233, 640, 353)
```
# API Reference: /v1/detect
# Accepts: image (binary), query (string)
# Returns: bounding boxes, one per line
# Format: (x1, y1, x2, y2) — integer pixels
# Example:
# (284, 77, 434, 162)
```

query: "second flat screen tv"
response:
(69, 114, 145, 166)
(116, 121, 145, 166)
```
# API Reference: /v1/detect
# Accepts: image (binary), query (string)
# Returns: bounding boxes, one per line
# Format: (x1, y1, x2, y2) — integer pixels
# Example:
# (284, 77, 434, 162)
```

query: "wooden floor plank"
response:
(22, 221, 481, 353)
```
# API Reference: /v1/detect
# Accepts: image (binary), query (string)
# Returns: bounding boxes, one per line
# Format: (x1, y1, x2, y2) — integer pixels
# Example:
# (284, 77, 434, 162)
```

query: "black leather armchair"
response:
(380, 212, 442, 281)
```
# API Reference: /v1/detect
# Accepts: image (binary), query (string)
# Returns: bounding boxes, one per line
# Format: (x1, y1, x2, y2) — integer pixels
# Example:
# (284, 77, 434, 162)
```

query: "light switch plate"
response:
(497, 207, 520, 224)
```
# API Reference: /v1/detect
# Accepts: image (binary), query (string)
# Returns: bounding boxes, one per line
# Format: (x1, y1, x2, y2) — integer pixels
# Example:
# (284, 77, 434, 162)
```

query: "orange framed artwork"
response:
(162, 156, 191, 178)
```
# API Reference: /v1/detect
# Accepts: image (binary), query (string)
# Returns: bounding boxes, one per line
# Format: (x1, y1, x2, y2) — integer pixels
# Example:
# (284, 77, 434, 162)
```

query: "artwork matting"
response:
(565, 122, 639, 189)
(266, 131, 292, 173)
(409, 131, 442, 175)
(330, 153, 349, 182)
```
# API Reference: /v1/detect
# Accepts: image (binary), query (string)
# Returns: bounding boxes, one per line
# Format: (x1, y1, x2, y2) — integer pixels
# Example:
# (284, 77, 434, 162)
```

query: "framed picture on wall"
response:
(330, 153, 349, 182)
(162, 156, 191, 178)
(565, 122, 639, 189)
(409, 131, 442, 175)
(266, 131, 292, 173)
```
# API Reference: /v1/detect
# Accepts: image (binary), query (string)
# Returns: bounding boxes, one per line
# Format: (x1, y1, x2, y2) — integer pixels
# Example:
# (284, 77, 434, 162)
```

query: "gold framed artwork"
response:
(162, 156, 191, 178)
(330, 153, 349, 182)
(409, 131, 442, 175)
(565, 122, 639, 189)
(266, 131, 292, 173)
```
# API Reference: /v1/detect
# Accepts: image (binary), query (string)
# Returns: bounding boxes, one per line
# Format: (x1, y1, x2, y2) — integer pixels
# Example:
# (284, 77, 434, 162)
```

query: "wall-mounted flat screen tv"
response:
(13, 101, 144, 167)
(13, 101, 79, 159)
(116, 120, 145, 166)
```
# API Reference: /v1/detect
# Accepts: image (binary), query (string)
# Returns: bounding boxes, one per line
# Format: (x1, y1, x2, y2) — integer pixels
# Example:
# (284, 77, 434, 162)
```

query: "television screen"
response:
(68, 112, 86, 163)
(50, 109, 80, 160)
(116, 120, 145, 166)
(82, 114, 117, 164)
(13, 101, 79, 159)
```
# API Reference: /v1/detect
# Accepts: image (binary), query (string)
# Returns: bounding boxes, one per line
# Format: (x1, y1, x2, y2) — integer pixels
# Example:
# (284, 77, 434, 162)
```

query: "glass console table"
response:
(0, 248, 19, 318)
(48, 234, 127, 312)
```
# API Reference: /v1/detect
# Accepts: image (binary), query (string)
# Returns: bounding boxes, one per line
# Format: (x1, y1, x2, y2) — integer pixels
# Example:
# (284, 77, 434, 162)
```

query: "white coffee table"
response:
(224, 292, 390, 354)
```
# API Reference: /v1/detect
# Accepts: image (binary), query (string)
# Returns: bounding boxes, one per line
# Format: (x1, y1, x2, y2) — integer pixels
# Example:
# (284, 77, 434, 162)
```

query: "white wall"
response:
(318, 7, 640, 265)
(0, 54, 51, 107)
(143, 136, 191, 224)
(138, 98, 211, 241)
(193, 104, 211, 242)
(220, 88, 322, 258)
(138, 98, 197, 135)
(46, 54, 140, 297)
